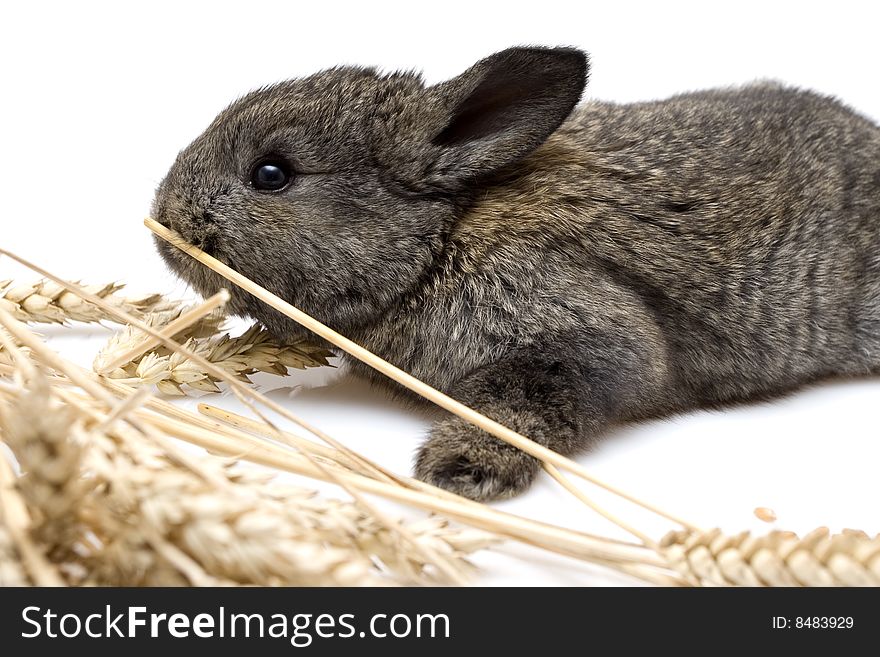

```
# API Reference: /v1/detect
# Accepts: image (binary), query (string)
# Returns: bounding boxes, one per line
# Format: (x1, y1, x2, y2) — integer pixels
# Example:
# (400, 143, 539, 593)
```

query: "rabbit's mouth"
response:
(153, 231, 229, 293)
(180, 217, 224, 257)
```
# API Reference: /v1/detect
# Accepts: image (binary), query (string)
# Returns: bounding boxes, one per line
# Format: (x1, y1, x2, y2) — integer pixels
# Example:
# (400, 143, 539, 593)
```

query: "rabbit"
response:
(152, 46, 880, 501)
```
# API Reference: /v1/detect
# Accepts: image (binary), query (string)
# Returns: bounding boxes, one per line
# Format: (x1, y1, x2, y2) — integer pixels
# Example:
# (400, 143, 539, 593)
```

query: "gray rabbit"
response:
(152, 46, 880, 501)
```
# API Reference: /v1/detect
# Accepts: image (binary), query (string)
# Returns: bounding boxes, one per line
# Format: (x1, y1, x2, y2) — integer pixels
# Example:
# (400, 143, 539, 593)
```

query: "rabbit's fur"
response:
(153, 47, 880, 501)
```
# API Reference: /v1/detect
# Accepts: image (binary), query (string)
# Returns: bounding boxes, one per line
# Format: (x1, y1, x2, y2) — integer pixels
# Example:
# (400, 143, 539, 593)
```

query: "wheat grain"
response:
(82, 427, 387, 586)
(754, 507, 777, 523)
(0, 427, 66, 586)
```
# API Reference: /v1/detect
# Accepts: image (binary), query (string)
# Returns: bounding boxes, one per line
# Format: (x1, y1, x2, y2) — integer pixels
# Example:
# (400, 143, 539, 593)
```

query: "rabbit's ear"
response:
(424, 47, 587, 186)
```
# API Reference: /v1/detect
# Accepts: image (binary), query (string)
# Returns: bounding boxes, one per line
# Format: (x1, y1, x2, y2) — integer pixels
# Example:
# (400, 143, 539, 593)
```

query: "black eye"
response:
(250, 159, 291, 191)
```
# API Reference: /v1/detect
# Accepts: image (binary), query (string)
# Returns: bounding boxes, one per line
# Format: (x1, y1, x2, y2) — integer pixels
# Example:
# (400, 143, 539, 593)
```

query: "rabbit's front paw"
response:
(414, 416, 540, 501)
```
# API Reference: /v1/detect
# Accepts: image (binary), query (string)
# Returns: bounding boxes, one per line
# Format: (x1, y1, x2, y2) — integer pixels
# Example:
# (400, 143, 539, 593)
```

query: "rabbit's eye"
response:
(251, 159, 291, 191)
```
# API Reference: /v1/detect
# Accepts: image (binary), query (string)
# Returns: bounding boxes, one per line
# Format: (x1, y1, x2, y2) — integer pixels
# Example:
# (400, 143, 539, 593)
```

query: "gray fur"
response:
(152, 46, 880, 501)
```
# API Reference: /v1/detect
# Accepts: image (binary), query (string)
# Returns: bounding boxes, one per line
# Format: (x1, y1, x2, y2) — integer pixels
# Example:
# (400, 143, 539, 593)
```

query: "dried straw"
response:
(138, 223, 880, 588)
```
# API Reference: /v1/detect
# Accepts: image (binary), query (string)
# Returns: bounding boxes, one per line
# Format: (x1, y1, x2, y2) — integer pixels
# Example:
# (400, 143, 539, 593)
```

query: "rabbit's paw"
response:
(415, 416, 540, 501)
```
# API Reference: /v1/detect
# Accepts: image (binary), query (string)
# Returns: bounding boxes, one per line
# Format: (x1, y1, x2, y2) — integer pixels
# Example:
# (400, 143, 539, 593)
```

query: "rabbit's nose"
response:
(150, 189, 180, 232)
(153, 206, 184, 234)
(169, 209, 221, 254)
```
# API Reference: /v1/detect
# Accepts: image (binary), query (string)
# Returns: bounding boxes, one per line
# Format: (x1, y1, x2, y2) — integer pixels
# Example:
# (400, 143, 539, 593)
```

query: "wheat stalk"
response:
(31, 367, 878, 588)
(143, 218, 696, 530)
(660, 527, 880, 587)
(0, 279, 175, 324)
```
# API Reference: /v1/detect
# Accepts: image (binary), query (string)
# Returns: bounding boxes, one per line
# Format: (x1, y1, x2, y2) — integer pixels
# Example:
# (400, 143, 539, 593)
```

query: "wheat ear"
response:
(660, 527, 880, 586)
(95, 290, 231, 374)
(100, 323, 332, 395)
(0, 279, 174, 324)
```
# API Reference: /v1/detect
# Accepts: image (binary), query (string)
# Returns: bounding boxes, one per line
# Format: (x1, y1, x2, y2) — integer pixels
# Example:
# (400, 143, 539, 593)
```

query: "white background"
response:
(2, 1, 879, 585)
